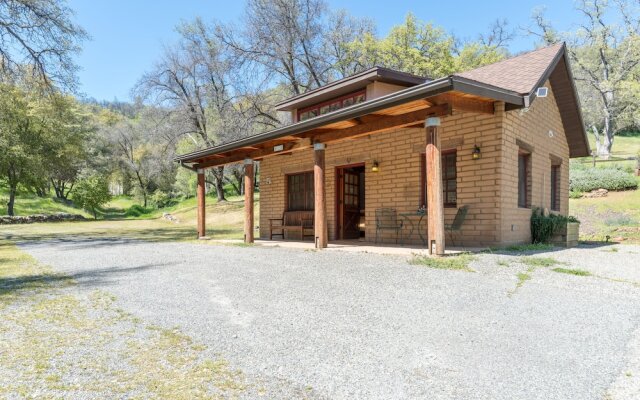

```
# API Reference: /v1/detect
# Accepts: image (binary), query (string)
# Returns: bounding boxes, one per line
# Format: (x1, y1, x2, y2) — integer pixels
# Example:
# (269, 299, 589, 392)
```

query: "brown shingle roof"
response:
(456, 43, 564, 95)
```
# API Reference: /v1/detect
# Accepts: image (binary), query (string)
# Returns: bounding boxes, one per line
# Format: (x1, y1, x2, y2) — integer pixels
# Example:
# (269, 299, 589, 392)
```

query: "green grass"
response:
(585, 135, 640, 160)
(570, 134, 640, 243)
(518, 256, 565, 268)
(570, 176, 640, 243)
(505, 243, 555, 252)
(0, 188, 91, 218)
(552, 267, 592, 276)
(516, 271, 532, 286)
(486, 243, 555, 253)
(410, 253, 476, 272)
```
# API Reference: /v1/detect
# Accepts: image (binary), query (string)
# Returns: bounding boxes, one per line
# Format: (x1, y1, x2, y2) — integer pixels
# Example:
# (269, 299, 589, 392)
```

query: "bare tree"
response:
(325, 10, 377, 78)
(215, 0, 333, 96)
(103, 110, 174, 207)
(136, 19, 238, 201)
(0, 0, 87, 91)
(479, 18, 514, 49)
(528, 1, 640, 157)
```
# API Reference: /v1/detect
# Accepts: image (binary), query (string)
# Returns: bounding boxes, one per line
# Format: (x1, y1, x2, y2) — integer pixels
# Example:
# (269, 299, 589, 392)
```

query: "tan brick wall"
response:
(259, 80, 570, 247)
(499, 80, 570, 244)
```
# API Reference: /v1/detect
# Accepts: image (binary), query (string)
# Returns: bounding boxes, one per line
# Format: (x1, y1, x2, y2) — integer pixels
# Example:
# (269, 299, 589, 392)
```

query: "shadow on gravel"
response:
(17, 236, 143, 250)
(0, 262, 172, 295)
(482, 242, 616, 256)
(3, 226, 240, 246)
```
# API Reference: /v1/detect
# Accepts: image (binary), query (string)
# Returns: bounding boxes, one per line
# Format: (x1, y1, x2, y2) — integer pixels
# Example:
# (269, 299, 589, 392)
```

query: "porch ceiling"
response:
(180, 90, 495, 170)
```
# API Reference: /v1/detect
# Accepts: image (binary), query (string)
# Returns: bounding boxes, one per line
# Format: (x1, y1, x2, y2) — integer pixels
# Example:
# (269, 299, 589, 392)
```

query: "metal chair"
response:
(445, 205, 469, 247)
(375, 208, 403, 244)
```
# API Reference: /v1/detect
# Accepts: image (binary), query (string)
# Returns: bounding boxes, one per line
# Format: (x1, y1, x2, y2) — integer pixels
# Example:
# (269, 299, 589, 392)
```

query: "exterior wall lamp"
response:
(472, 145, 481, 160)
(371, 161, 380, 173)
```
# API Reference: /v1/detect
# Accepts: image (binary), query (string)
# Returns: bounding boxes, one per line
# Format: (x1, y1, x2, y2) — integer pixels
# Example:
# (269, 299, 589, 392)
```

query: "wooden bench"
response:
(269, 211, 315, 240)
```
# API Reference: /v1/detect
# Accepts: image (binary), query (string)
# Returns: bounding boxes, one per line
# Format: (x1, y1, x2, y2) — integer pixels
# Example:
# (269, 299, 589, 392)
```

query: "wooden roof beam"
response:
(195, 138, 312, 169)
(310, 103, 451, 145)
(195, 103, 451, 169)
(434, 94, 494, 114)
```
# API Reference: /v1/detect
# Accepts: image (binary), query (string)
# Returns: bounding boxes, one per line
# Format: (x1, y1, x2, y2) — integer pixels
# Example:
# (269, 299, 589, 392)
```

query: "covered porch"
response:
(176, 81, 504, 255)
(179, 71, 523, 255)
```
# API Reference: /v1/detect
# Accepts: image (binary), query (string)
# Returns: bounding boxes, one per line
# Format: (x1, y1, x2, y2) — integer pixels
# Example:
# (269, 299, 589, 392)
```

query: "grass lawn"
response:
(570, 177, 640, 243)
(2, 198, 256, 244)
(0, 188, 92, 218)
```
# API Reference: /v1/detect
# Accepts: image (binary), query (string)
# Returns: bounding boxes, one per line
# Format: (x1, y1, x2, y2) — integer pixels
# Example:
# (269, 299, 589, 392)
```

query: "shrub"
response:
(72, 175, 112, 219)
(569, 166, 638, 192)
(530, 208, 579, 244)
(569, 190, 583, 199)
(149, 189, 176, 209)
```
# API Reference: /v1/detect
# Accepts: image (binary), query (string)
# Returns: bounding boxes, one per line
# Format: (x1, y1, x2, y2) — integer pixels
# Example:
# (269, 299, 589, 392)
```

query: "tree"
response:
(216, 0, 332, 95)
(136, 19, 240, 202)
(0, 83, 47, 215)
(0, 0, 87, 91)
(103, 110, 173, 207)
(529, 1, 640, 157)
(72, 175, 111, 219)
(38, 94, 93, 200)
(342, 14, 509, 78)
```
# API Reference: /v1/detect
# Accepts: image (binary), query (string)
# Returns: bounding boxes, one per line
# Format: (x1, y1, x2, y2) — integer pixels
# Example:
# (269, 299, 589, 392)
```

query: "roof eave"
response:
(175, 77, 528, 164)
(175, 77, 454, 163)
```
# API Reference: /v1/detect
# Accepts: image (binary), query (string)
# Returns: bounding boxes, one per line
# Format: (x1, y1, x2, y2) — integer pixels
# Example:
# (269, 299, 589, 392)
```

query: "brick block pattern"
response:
(500, 81, 569, 244)
(259, 81, 569, 247)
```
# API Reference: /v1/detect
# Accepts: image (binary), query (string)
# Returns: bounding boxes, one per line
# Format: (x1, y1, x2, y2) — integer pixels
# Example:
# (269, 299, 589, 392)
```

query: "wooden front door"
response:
(337, 167, 363, 239)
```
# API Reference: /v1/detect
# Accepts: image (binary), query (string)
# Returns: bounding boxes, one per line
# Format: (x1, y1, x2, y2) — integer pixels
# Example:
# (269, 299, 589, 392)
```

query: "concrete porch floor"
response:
(215, 238, 484, 256)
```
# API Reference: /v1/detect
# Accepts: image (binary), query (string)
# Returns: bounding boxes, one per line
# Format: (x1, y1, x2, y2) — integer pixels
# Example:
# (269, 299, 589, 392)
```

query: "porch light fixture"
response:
(371, 161, 380, 173)
(472, 145, 481, 160)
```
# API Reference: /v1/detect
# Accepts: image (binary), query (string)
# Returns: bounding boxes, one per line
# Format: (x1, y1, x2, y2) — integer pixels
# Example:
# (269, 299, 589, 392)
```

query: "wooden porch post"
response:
(197, 169, 206, 239)
(426, 117, 445, 255)
(243, 159, 255, 243)
(314, 143, 328, 249)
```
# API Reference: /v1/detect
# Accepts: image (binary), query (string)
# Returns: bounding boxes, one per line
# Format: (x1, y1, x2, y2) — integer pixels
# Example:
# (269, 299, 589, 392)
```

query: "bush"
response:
(124, 204, 153, 218)
(72, 175, 112, 219)
(530, 208, 579, 244)
(149, 189, 176, 209)
(569, 190, 583, 199)
(569, 166, 638, 192)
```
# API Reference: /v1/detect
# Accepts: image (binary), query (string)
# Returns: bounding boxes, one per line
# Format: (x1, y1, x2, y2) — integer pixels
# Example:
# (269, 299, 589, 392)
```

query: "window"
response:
(518, 151, 531, 208)
(297, 90, 366, 121)
(550, 164, 560, 211)
(287, 172, 314, 211)
(420, 150, 457, 208)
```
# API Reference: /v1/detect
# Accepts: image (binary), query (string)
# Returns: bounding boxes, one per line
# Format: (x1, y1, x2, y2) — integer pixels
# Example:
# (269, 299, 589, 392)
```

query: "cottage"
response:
(175, 43, 589, 254)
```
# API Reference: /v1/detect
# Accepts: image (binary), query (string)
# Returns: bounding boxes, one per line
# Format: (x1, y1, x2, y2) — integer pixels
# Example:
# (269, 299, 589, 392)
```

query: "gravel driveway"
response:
(19, 239, 640, 400)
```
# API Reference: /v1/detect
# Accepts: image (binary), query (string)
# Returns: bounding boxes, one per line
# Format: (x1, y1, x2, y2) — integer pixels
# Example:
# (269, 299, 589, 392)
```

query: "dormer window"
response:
(298, 90, 366, 121)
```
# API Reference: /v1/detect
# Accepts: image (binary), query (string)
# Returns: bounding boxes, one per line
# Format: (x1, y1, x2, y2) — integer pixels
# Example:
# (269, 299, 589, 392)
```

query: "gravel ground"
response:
(18, 239, 640, 400)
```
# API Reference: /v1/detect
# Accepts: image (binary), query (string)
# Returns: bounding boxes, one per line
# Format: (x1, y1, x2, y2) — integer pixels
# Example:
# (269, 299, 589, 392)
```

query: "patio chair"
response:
(445, 205, 469, 247)
(375, 208, 403, 244)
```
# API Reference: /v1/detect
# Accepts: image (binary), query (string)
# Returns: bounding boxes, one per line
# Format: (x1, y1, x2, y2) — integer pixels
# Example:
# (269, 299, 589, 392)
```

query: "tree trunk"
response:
(212, 166, 226, 202)
(51, 179, 70, 200)
(7, 184, 16, 216)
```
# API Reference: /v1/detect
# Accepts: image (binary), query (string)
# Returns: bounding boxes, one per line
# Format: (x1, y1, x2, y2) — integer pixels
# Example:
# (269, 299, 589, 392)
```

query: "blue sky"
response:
(69, 0, 578, 102)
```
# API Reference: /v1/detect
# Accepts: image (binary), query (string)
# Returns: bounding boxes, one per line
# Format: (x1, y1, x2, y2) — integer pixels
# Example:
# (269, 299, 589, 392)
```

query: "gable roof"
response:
(457, 43, 564, 95)
(175, 43, 590, 167)
(456, 42, 589, 156)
